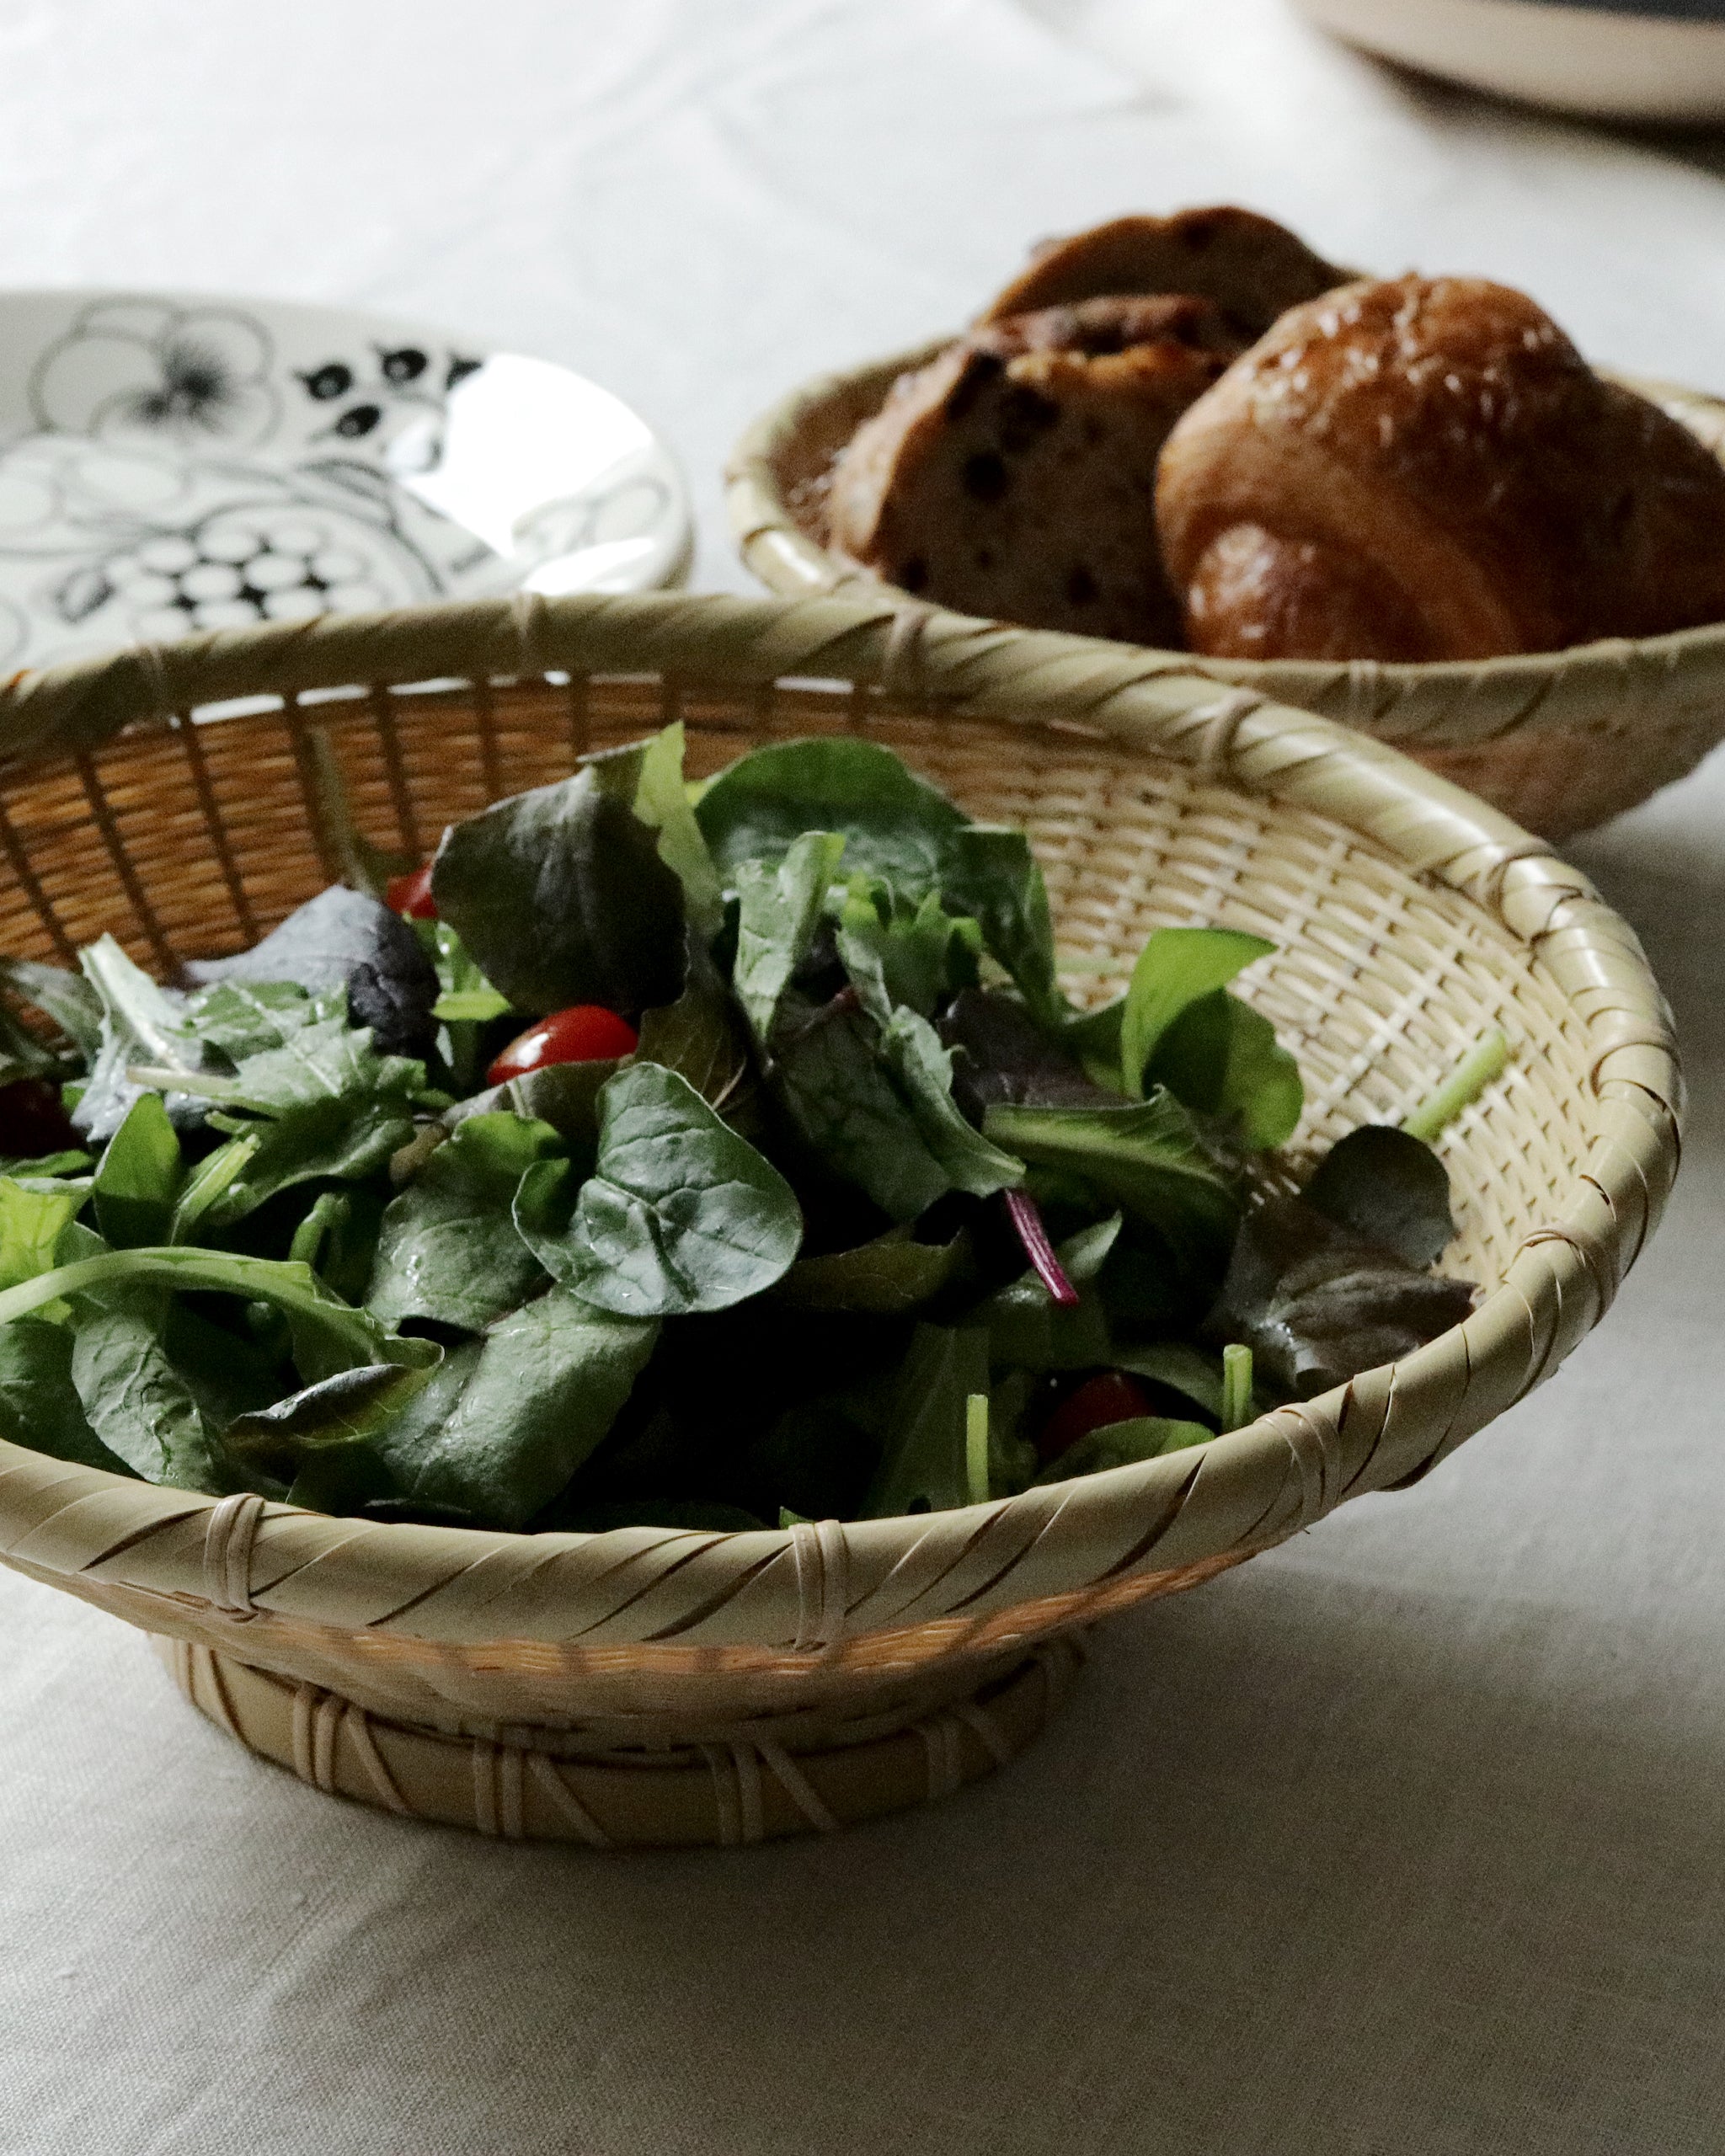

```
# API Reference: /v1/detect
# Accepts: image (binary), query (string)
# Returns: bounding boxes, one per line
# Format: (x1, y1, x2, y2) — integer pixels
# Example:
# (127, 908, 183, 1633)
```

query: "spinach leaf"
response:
(0, 957, 104, 1062)
(585, 721, 725, 938)
(516, 1063, 802, 1318)
(771, 995, 953, 1223)
(695, 736, 967, 898)
(633, 950, 756, 1120)
(862, 1323, 991, 1517)
(938, 825, 1062, 1026)
(732, 830, 847, 1045)
(1111, 1339, 1226, 1421)
(92, 1094, 183, 1250)
(222, 1361, 438, 1494)
(1119, 927, 1274, 1093)
(1205, 1196, 1476, 1399)
(74, 935, 202, 1143)
(363, 1289, 658, 1529)
(441, 1059, 614, 1151)
(1033, 1416, 1211, 1483)
(68, 1292, 229, 1492)
(184, 887, 439, 1059)
(770, 1225, 968, 1315)
(1303, 1125, 1455, 1269)
(430, 766, 685, 1017)
(970, 1214, 1119, 1372)
(367, 1112, 560, 1332)
(0, 1318, 135, 1476)
(1149, 989, 1304, 1151)
(983, 1092, 1239, 1272)
(0, 1173, 89, 1293)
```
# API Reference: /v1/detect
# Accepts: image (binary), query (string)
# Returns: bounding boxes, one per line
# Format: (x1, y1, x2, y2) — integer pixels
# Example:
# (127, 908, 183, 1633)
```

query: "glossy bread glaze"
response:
(1156, 274, 1725, 661)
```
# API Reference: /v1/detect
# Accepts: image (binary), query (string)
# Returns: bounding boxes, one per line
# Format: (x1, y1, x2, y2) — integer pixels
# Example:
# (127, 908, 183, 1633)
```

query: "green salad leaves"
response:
(0, 722, 1502, 1534)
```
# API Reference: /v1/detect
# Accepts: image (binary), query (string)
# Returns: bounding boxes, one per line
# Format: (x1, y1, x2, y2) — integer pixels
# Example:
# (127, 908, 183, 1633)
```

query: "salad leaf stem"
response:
(1002, 1187, 1078, 1308)
(1220, 1342, 1254, 1433)
(965, 1391, 991, 1507)
(1402, 1031, 1509, 1144)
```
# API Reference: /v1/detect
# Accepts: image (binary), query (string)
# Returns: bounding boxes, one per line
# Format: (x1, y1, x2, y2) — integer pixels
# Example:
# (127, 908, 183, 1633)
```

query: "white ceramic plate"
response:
(1298, 0, 1725, 123)
(0, 291, 692, 673)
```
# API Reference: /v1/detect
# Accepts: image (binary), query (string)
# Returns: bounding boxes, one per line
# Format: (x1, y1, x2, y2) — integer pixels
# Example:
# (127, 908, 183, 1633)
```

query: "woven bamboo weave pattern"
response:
(0, 592, 1680, 1844)
(726, 348, 1725, 839)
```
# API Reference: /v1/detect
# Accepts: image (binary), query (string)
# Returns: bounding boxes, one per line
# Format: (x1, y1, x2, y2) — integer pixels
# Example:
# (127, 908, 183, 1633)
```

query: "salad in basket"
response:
(0, 727, 1503, 1534)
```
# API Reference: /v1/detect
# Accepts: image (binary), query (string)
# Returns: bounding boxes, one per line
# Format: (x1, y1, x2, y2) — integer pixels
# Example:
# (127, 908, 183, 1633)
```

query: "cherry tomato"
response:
(387, 863, 437, 920)
(0, 1076, 78, 1159)
(1036, 1370, 1153, 1465)
(486, 1005, 639, 1085)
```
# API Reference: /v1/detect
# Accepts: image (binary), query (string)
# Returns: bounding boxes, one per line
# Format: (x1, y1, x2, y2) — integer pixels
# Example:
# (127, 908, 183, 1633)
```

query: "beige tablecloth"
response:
(3, 3, 1724, 2149)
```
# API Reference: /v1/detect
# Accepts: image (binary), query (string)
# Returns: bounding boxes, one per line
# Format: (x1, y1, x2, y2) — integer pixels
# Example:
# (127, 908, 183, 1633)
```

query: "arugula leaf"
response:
(0, 1150, 91, 1180)
(168, 1135, 260, 1243)
(938, 825, 1062, 1026)
(1119, 928, 1274, 1094)
(732, 831, 847, 1046)
(862, 1323, 991, 1517)
(695, 736, 967, 898)
(874, 1005, 1024, 1199)
(0, 957, 104, 1061)
(0, 1318, 135, 1476)
(834, 877, 980, 1022)
(430, 766, 685, 1017)
(585, 721, 725, 938)
(515, 1063, 802, 1317)
(1033, 1416, 1211, 1483)
(92, 1094, 183, 1250)
(367, 1112, 559, 1331)
(362, 1289, 658, 1529)
(983, 1092, 1239, 1272)
(0, 1173, 89, 1293)
(184, 979, 325, 1065)
(969, 1214, 1119, 1372)
(184, 887, 440, 1059)
(1149, 990, 1303, 1151)
(1205, 1196, 1476, 1398)
(163, 1006, 427, 1230)
(1303, 1125, 1455, 1268)
(771, 1226, 968, 1315)
(73, 935, 201, 1143)
(771, 997, 949, 1222)
(0, 1246, 411, 1383)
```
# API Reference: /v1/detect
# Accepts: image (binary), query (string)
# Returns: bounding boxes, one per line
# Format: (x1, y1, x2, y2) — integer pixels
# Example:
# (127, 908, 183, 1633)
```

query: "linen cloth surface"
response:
(1, 3, 1723, 2149)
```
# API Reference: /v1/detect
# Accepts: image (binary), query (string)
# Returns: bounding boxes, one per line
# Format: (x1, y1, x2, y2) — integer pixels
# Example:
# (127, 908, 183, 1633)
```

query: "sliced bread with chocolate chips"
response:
(827, 295, 1243, 643)
(981, 205, 1346, 340)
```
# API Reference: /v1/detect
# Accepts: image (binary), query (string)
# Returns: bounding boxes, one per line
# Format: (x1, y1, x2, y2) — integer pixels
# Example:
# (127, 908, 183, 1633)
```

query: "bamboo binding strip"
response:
(726, 347, 1725, 841)
(0, 591, 1681, 1845)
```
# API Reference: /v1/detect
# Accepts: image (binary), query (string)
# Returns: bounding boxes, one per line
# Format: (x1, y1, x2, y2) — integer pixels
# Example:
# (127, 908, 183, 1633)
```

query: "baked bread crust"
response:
(1156, 275, 1725, 661)
(982, 206, 1346, 340)
(828, 296, 1242, 643)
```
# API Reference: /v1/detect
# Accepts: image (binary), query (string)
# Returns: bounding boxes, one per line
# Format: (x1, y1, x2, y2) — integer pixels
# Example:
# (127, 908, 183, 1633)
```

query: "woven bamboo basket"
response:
(0, 591, 1679, 1848)
(727, 341, 1725, 841)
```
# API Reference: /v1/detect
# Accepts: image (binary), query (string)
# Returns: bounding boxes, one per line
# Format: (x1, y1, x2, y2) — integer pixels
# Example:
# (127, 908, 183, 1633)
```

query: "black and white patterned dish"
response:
(0, 291, 692, 672)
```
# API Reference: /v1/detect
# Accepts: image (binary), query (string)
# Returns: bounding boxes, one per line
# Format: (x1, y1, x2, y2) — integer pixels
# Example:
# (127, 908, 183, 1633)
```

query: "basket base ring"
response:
(152, 1632, 1088, 1849)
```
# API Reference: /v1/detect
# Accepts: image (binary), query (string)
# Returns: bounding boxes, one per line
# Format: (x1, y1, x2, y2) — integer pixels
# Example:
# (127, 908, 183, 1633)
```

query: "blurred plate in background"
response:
(0, 291, 691, 673)
(1297, 0, 1725, 121)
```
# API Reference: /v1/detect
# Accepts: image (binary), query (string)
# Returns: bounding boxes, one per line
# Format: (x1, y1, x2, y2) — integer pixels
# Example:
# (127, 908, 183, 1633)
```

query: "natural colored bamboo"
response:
(0, 590, 1680, 1845)
(725, 345, 1725, 840)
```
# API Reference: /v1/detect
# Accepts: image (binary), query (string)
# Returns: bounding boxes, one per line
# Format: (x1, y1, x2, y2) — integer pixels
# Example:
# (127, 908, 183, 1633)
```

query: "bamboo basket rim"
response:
(724, 338, 1725, 699)
(0, 590, 1680, 1656)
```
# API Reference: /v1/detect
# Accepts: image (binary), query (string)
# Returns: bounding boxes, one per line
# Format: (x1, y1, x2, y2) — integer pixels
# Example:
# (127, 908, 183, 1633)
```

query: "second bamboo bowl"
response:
(727, 341, 1725, 841)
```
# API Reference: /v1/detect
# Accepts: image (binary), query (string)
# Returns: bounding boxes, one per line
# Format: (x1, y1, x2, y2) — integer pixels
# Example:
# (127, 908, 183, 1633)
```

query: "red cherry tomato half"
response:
(0, 1076, 78, 1159)
(387, 863, 437, 920)
(1036, 1370, 1154, 1465)
(486, 1005, 639, 1086)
